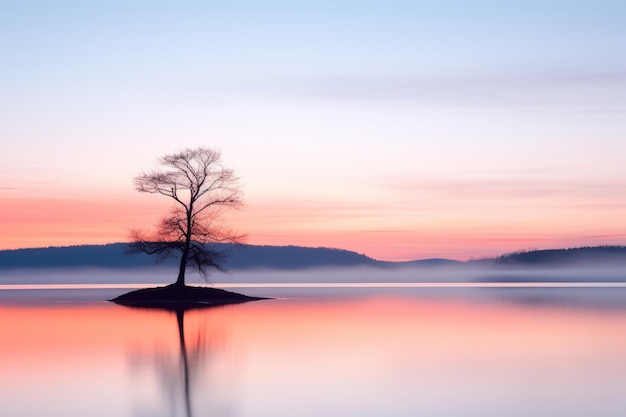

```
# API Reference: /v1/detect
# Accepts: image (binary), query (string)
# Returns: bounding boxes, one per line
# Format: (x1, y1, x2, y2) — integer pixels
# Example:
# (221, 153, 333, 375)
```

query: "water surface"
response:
(1, 284, 626, 416)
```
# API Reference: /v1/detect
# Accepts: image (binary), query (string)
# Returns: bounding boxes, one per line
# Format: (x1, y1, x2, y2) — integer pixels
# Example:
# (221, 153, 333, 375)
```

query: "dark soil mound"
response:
(110, 284, 265, 310)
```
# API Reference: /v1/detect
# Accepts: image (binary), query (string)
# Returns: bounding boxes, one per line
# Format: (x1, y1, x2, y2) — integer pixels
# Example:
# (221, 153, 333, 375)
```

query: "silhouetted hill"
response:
(3, 244, 623, 271)
(494, 246, 626, 266)
(0, 244, 160, 269)
(397, 258, 463, 267)
(228, 245, 379, 269)
(0, 243, 382, 270)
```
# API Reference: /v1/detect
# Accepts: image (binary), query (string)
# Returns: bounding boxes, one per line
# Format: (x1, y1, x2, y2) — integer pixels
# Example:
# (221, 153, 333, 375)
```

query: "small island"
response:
(111, 284, 264, 309)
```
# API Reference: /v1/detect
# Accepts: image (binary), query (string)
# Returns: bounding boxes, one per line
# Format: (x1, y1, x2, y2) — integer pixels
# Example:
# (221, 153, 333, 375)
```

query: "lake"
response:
(1, 282, 626, 416)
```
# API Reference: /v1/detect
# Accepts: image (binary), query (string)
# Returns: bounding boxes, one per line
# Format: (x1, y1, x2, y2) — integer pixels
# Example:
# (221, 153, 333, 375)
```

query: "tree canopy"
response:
(129, 147, 243, 286)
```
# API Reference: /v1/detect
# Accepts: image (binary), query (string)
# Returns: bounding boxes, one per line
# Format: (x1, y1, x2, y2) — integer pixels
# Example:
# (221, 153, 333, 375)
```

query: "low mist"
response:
(2, 262, 626, 286)
(2, 263, 626, 310)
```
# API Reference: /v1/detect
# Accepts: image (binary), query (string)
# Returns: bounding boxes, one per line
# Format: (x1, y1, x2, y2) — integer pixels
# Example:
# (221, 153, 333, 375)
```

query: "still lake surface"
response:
(2, 281, 626, 417)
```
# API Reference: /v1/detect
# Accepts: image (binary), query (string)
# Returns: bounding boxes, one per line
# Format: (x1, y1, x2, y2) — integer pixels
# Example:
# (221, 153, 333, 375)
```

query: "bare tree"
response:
(129, 147, 243, 287)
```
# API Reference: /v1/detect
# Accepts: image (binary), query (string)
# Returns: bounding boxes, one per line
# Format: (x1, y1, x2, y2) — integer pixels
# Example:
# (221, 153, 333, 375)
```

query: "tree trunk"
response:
(175, 252, 187, 287)
(176, 232, 191, 287)
(175, 207, 193, 287)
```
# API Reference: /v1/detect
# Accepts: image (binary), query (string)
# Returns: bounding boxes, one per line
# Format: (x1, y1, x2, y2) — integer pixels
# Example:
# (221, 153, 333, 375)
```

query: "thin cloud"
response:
(386, 176, 626, 201)
(179, 70, 626, 113)
(277, 70, 626, 110)
(467, 164, 588, 176)
(581, 234, 626, 239)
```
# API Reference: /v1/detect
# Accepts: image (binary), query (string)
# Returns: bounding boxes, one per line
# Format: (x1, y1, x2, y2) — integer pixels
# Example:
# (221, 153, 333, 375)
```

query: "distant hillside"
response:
(3, 243, 623, 271)
(0, 244, 156, 269)
(397, 258, 463, 267)
(494, 246, 626, 266)
(227, 244, 379, 269)
(0, 243, 382, 270)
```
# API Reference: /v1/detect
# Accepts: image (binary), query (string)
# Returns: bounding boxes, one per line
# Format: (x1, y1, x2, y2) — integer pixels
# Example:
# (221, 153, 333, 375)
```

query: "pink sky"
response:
(2, 182, 625, 261)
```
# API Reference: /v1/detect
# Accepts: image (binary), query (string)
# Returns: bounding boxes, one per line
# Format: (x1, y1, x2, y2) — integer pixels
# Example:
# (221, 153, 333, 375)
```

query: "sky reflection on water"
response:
(1, 286, 626, 416)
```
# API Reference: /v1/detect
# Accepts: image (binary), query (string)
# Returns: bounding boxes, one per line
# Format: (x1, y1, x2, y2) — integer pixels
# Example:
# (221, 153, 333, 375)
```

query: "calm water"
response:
(1, 283, 626, 416)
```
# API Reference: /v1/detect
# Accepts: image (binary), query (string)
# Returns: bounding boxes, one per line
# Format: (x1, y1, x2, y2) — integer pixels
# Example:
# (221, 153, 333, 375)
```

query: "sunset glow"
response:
(2, 1, 625, 260)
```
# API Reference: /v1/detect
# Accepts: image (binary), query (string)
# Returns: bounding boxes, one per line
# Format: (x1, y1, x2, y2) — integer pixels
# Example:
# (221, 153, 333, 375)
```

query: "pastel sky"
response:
(2, 0, 626, 260)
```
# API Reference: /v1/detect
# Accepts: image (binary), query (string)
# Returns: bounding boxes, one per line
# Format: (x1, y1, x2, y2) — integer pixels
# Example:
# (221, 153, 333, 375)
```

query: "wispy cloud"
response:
(581, 234, 626, 239)
(285, 71, 626, 110)
(182, 70, 626, 114)
(386, 176, 626, 202)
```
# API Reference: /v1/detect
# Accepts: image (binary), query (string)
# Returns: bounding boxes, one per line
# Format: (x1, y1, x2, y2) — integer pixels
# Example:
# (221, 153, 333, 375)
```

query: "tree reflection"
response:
(176, 310, 194, 417)
(125, 305, 236, 417)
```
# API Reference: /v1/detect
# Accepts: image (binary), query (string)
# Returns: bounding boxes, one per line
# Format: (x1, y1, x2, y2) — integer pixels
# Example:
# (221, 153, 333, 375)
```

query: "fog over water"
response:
(2, 263, 626, 285)
(2, 264, 626, 310)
